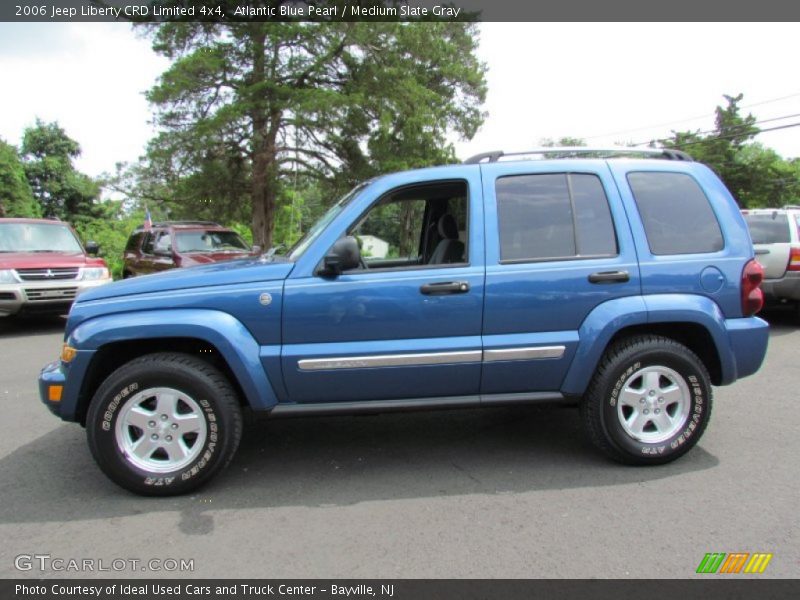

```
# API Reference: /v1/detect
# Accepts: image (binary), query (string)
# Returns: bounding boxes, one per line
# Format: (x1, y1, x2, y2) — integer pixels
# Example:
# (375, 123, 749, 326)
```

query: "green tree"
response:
(20, 119, 102, 222)
(0, 138, 39, 218)
(665, 94, 770, 206)
(540, 136, 586, 147)
(144, 18, 486, 248)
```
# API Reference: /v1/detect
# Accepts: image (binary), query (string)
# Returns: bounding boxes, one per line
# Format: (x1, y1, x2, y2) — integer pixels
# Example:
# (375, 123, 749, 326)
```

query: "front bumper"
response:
(0, 278, 111, 317)
(38, 348, 96, 422)
(760, 272, 800, 303)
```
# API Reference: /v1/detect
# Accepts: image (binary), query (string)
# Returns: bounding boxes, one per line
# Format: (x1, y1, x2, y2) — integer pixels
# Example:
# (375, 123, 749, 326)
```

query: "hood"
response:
(180, 251, 256, 266)
(77, 257, 294, 303)
(0, 252, 97, 269)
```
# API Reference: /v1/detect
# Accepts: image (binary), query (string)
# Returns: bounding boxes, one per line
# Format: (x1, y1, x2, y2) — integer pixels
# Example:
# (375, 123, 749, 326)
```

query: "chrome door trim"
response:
(298, 350, 482, 371)
(483, 345, 565, 362)
(297, 345, 566, 371)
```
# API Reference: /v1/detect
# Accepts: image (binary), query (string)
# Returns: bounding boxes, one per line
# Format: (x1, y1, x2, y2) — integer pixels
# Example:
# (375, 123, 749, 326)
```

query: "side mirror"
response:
(321, 236, 360, 276)
(85, 241, 99, 256)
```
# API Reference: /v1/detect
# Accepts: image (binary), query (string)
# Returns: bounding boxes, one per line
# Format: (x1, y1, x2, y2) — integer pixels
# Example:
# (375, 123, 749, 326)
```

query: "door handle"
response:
(588, 270, 630, 284)
(420, 281, 470, 295)
(754, 248, 770, 255)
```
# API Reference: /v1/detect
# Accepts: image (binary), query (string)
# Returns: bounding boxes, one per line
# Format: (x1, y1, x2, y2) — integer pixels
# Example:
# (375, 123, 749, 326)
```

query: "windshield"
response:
(287, 183, 368, 260)
(175, 231, 250, 253)
(0, 222, 83, 253)
(744, 213, 791, 244)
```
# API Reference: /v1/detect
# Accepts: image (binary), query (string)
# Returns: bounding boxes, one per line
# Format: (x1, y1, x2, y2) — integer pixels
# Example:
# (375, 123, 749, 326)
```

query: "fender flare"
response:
(70, 308, 278, 410)
(561, 295, 733, 396)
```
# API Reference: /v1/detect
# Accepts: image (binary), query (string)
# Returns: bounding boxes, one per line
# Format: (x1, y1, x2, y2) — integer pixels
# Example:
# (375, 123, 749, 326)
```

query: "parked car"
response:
(0, 218, 111, 317)
(122, 221, 258, 278)
(741, 206, 800, 313)
(39, 147, 769, 495)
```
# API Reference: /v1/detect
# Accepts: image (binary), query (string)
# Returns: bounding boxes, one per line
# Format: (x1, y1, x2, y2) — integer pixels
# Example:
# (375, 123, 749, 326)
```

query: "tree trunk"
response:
(249, 29, 277, 250)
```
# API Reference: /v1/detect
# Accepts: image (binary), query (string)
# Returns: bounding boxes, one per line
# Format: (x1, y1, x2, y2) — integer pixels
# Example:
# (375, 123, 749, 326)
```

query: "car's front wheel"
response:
(581, 335, 712, 465)
(86, 352, 242, 495)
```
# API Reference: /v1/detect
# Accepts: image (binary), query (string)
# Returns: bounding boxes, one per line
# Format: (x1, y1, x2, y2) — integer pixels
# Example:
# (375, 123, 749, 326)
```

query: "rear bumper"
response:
(761, 272, 800, 303)
(0, 279, 111, 317)
(724, 316, 770, 383)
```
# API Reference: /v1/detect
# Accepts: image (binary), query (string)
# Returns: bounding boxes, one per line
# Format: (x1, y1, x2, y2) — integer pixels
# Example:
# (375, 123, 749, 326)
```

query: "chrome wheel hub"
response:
(616, 366, 691, 444)
(114, 387, 207, 473)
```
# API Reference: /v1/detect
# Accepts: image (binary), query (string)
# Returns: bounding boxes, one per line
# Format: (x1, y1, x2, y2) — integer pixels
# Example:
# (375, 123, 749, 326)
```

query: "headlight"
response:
(80, 267, 110, 281)
(0, 269, 18, 283)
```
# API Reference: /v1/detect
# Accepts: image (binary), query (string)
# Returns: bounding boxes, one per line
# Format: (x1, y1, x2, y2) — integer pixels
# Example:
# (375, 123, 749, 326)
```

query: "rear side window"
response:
(125, 232, 143, 253)
(496, 173, 617, 262)
(743, 213, 791, 244)
(628, 172, 724, 255)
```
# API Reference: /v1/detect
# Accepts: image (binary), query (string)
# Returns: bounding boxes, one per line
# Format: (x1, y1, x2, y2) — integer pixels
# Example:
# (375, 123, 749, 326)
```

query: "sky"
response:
(1, 22, 800, 180)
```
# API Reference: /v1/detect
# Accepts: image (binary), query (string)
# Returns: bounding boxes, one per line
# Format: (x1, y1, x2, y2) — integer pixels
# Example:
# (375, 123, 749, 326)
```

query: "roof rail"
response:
(782, 204, 800, 210)
(463, 147, 694, 164)
(133, 220, 222, 231)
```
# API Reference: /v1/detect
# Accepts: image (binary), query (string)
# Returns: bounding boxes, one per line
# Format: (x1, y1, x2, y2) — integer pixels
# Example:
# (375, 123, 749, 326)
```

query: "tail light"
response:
(787, 247, 800, 272)
(741, 259, 764, 316)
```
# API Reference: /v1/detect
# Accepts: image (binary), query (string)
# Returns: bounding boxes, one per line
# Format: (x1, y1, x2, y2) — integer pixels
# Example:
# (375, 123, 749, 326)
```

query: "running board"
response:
(268, 392, 566, 418)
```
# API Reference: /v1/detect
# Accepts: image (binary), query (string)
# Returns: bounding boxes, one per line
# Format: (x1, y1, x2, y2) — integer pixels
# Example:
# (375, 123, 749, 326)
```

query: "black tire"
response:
(86, 352, 243, 496)
(580, 335, 712, 465)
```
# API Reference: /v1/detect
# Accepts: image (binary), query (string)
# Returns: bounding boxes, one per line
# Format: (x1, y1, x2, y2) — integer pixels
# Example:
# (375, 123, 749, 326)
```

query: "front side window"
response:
(495, 173, 617, 262)
(348, 180, 468, 270)
(628, 172, 724, 255)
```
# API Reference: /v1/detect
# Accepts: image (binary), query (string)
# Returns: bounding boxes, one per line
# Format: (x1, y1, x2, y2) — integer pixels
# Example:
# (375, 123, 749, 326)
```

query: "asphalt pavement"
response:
(0, 311, 797, 579)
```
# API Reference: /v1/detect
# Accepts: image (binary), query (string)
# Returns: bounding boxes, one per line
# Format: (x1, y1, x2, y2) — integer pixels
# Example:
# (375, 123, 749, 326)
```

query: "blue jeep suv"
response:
(39, 148, 769, 495)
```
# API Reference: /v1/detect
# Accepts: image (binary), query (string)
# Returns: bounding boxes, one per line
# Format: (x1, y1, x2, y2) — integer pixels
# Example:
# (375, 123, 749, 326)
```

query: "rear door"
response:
(479, 160, 640, 394)
(742, 210, 792, 279)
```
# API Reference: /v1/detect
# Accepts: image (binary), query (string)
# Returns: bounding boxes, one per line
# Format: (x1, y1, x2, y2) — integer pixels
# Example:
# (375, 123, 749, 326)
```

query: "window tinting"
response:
(743, 213, 791, 244)
(125, 232, 143, 253)
(496, 173, 617, 261)
(141, 233, 156, 254)
(628, 172, 724, 255)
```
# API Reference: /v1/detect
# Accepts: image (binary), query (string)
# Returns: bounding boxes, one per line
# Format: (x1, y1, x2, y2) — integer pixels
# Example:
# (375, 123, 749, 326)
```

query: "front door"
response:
(282, 171, 485, 404)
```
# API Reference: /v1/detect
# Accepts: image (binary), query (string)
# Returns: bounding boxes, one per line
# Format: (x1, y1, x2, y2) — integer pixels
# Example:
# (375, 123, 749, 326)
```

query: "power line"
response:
(667, 122, 800, 147)
(583, 92, 800, 141)
(630, 113, 800, 147)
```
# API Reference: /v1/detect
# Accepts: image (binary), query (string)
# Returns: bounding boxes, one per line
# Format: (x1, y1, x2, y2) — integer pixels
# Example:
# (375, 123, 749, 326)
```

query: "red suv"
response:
(122, 221, 258, 278)
(0, 218, 111, 317)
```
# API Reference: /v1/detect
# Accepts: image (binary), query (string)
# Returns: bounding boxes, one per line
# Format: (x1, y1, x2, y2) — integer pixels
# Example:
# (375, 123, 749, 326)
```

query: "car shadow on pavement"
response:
(758, 307, 798, 336)
(0, 315, 66, 338)
(0, 404, 718, 532)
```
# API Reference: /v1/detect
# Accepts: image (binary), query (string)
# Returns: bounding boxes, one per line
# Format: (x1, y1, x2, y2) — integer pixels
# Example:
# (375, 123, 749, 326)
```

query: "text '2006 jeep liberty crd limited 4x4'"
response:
(39, 147, 769, 495)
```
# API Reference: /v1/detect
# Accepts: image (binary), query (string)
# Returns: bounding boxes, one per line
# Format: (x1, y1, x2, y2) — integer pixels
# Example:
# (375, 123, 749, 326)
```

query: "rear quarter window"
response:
(627, 172, 724, 255)
(743, 213, 791, 244)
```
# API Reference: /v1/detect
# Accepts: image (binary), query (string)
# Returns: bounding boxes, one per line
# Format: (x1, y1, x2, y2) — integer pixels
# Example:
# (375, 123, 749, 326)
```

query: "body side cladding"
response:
(560, 294, 734, 396)
(68, 309, 278, 416)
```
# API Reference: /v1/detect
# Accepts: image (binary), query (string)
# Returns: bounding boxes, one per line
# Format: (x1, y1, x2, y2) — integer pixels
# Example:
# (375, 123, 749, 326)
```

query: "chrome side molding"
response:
(297, 346, 566, 371)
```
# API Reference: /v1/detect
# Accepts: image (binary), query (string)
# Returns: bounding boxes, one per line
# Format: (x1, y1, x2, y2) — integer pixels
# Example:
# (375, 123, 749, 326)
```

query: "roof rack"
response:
(133, 220, 221, 231)
(463, 147, 694, 164)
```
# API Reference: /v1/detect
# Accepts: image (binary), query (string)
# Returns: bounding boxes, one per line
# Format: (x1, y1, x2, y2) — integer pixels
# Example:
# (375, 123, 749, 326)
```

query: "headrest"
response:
(437, 213, 458, 240)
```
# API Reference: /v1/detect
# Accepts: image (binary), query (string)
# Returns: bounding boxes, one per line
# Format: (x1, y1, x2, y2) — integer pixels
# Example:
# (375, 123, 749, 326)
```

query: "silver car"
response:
(742, 206, 800, 313)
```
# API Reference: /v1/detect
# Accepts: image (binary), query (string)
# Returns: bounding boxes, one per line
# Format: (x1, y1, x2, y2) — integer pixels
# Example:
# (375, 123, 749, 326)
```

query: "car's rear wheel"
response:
(86, 352, 242, 495)
(581, 335, 712, 464)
